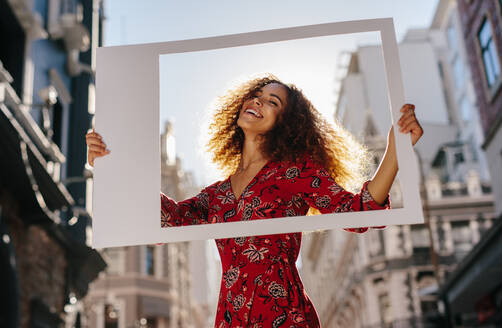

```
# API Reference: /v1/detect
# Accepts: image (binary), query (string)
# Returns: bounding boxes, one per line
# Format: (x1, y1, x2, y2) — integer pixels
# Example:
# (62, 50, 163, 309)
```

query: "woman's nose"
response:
(253, 96, 262, 106)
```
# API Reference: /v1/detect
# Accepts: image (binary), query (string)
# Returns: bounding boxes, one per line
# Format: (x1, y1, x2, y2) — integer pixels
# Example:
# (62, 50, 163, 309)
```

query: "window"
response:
(411, 225, 430, 248)
(146, 317, 158, 327)
(454, 151, 465, 165)
(451, 221, 472, 260)
(378, 293, 392, 327)
(478, 19, 501, 88)
(146, 245, 155, 276)
(421, 300, 438, 314)
(104, 304, 119, 328)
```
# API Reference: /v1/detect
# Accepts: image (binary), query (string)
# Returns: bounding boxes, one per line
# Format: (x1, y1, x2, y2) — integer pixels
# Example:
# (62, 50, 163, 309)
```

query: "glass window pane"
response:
(483, 51, 496, 86)
(488, 41, 501, 78)
(105, 304, 119, 328)
(146, 245, 155, 275)
(451, 221, 472, 261)
(478, 20, 491, 47)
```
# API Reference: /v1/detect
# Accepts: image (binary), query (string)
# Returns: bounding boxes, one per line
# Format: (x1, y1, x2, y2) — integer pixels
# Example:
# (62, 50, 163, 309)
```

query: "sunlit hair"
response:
(206, 73, 370, 192)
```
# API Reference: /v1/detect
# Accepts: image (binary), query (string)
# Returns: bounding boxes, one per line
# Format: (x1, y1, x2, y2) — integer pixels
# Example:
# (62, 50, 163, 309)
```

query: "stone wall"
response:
(1, 190, 67, 327)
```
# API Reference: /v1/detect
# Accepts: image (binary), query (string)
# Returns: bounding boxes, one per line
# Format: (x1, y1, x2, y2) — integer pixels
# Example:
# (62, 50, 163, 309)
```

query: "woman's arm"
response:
(161, 188, 214, 227)
(289, 158, 390, 212)
(288, 158, 389, 234)
(367, 104, 423, 204)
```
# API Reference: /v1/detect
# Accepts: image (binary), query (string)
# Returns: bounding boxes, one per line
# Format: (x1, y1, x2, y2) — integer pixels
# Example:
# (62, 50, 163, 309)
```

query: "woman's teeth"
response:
(245, 109, 262, 118)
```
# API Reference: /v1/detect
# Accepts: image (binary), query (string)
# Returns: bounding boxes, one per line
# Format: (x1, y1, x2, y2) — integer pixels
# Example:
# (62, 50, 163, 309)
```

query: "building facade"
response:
(302, 183, 495, 327)
(456, 0, 502, 215)
(438, 0, 502, 326)
(301, 10, 496, 326)
(0, 0, 106, 327)
(302, 111, 495, 327)
(430, 0, 491, 182)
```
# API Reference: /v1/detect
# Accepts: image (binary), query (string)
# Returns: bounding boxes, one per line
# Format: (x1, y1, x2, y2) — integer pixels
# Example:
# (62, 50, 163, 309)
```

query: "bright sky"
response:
(104, 0, 439, 186)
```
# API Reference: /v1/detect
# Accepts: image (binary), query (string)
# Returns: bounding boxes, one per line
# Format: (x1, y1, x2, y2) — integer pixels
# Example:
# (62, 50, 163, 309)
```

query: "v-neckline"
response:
(228, 160, 272, 201)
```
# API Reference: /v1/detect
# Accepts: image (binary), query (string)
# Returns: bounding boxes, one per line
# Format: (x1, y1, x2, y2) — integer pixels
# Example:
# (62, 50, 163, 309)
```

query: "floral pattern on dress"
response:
(161, 156, 390, 327)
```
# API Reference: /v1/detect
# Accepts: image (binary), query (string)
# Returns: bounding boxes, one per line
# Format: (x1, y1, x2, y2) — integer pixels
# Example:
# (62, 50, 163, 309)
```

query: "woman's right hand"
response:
(85, 129, 110, 167)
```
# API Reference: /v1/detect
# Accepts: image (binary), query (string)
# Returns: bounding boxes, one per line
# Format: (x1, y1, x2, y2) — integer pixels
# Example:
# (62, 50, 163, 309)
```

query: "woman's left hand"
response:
(370, 103, 422, 205)
(397, 104, 423, 146)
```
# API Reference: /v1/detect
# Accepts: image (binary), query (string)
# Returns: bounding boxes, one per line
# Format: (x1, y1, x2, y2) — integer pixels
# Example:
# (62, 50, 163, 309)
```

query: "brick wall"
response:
(1, 190, 67, 328)
(457, 0, 502, 140)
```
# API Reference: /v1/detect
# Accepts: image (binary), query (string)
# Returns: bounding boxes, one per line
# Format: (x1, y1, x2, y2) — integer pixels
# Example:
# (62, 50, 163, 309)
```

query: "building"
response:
(301, 138, 495, 327)
(334, 32, 457, 174)
(301, 13, 496, 326)
(456, 0, 502, 216)
(438, 0, 502, 326)
(0, 0, 106, 327)
(430, 0, 490, 182)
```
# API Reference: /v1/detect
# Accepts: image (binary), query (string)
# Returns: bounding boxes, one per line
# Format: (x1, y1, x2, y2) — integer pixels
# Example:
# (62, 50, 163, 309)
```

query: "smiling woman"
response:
(87, 72, 423, 327)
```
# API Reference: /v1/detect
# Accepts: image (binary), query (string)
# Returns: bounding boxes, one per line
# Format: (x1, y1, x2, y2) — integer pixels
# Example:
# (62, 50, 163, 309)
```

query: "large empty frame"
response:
(93, 18, 423, 248)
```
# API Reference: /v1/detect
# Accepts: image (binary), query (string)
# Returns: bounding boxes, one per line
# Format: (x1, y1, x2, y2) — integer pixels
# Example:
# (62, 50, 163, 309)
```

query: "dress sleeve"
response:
(160, 183, 217, 227)
(287, 157, 390, 234)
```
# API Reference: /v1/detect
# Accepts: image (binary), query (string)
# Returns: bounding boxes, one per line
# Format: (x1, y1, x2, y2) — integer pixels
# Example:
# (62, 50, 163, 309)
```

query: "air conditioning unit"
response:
(46, 0, 93, 77)
(57, 13, 91, 53)
(8, 0, 48, 40)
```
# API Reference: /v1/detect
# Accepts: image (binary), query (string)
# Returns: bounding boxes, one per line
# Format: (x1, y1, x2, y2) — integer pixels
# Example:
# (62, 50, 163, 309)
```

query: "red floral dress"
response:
(161, 156, 389, 327)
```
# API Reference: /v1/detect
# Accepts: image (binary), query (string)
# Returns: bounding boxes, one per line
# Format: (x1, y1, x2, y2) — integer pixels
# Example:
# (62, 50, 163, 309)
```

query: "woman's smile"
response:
(237, 82, 288, 134)
(243, 108, 263, 118)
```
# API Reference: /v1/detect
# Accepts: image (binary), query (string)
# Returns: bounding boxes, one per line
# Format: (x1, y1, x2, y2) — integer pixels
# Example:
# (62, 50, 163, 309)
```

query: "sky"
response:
(103, 0, 439, 186)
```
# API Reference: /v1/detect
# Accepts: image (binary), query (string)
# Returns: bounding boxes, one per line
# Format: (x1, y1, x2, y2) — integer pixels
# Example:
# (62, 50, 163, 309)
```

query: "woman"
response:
(86, 74, 423, 327)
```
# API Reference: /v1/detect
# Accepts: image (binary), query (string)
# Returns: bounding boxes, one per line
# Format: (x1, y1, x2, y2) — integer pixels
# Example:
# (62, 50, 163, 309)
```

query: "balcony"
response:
(0, 63, 72, 222)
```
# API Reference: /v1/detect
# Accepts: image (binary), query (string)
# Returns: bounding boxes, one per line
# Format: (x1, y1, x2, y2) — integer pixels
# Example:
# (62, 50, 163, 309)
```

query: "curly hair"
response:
(206, 74, 370, 192)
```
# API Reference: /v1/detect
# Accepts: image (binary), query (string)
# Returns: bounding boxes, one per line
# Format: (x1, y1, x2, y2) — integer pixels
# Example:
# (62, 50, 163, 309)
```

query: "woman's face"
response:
(237, 83, 288, 135)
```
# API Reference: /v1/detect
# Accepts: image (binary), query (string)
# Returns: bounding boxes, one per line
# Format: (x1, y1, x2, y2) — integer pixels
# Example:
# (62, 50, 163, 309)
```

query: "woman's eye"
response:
(269, 100, 278, 106)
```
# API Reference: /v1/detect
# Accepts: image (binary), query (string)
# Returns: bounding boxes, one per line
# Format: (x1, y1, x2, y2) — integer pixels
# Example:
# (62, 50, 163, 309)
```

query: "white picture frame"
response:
(93, 18, 423, 248)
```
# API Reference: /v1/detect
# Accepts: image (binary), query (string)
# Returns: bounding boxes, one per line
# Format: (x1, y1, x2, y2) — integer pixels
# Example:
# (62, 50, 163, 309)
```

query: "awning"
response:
(0, 86, 73, 223)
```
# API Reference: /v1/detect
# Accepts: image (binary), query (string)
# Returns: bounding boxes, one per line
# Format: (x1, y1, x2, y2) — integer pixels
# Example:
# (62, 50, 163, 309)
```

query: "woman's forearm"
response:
(367, 131, 398, 204)
(366, 103, 423, 204)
